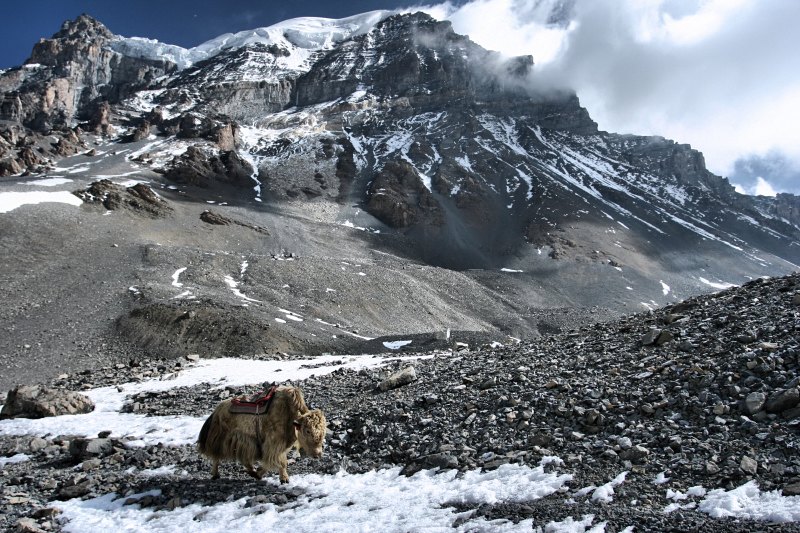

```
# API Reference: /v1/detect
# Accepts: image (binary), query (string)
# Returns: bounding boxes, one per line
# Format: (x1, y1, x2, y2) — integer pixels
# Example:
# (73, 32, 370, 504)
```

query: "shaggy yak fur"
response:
(197, 385, 327, 483)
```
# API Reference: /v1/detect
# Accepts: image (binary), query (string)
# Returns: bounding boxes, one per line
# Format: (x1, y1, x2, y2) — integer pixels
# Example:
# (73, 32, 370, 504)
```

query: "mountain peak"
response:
(54, 13, 113, 41)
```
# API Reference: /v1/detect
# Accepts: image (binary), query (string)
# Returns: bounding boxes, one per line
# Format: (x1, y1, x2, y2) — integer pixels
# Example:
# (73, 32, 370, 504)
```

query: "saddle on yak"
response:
(229, 384, 278, 415)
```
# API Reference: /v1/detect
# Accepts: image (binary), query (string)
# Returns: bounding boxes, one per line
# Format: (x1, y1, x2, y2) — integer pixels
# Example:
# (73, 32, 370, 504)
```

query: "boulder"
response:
(68, 437, 114, 459)
(743, 392, 766, 415)
(378, 366, 417, 391)
(766, 388, 800, 413)
(641, 328, 673, 346)
(0, 385, 94, 419)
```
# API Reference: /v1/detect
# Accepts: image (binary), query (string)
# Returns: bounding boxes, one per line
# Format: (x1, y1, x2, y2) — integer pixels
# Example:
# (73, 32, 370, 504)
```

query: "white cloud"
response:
(730, 177, 778, 197)
(414, 0, 800, 191)
(754, 177, 777, 197)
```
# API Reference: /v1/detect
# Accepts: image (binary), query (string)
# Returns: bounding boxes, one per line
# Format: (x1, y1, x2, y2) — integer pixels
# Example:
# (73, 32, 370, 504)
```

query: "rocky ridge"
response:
(1, 273, 799, 531)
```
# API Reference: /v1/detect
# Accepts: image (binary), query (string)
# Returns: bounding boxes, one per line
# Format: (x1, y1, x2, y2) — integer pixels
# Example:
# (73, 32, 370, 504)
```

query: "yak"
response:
(197, 385, 326, 483)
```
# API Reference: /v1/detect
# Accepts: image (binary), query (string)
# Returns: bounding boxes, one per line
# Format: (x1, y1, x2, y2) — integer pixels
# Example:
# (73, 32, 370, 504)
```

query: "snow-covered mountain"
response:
(3, 13, 800, 530)
(0, 11, 799, 380)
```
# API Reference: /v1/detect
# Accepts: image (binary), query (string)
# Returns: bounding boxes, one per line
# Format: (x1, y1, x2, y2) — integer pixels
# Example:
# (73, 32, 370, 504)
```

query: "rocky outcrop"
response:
(74, 179, 171, 217)
(366, 160, 442, 228)
(163, 145, 253, 188)
(0, 14, 175, 131)
(200, 209, 269, 234)
(772, 193, 800, 228)
(0, 385, 94, 419)
(127, 120, 151, 142)
(86, 100, 113, 135)
(158, 113, 238, 151)
(0, 124, 89, 176)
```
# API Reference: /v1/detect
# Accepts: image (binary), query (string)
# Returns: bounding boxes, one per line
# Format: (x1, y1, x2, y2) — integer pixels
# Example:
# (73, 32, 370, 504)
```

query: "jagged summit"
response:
(52, 13, 113, 41)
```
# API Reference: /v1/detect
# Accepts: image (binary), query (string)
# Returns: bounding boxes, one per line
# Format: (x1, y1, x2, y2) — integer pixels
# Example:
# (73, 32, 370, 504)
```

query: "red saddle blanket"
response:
(229, 385, 277, 415)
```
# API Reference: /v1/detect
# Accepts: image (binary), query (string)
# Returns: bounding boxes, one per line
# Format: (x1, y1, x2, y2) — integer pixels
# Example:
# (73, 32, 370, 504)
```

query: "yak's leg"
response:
(278, 455, 289, 484)
(211, 459, 220, 480)
(244, 464, 263, 480)
(253, 465, 266, 478)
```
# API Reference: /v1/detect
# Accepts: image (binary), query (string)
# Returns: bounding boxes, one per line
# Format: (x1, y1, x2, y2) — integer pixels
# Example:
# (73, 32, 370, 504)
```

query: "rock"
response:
(377, 366, 417, 391)
(641, 329, 673, 346)
(425, 453, 458, 469)
(199, 210, 269, 234)
(740, 456, 758, 475)
(677, 340, 695, 352)
(185, 354, 201, 362)
(365, 160, 442, 228)
(619, 445, 650, 463)
(75, 180, 171, 217)
(743, 392, 766, 415)
(55, 480, 92, 500)
(783, 482, 800, 496)
(81, 458, 102, 471)
(69, 437, 113, 459)
(766, 388, 800, 413)
(14, 518, 46, 533)
(0, 385, 94, 419)
(479, 377, 497, 390)
(87, 101, 113, 135)
(27, 437, 48, 452)
(164, 145, 254, 188)
(129, 120, 151, 142)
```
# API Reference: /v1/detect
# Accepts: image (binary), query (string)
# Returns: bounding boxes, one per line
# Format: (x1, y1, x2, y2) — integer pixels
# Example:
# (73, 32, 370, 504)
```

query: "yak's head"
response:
(293, 409, 327, 459)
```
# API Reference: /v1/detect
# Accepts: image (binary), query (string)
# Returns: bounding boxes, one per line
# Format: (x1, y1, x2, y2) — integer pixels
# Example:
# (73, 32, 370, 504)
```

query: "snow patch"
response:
(0, 453, 30, 467)
(698, 277, 736, 290)
(0, 191, 83, 213)
(19, 177, 73, 187)
(383, 340, 412, 350)
(591, 472, 627, 503)
(660, 280, 671, 296)
(55, 460, 571, 532)
(171, 267, 187, 288)
(699, 481, 800, 522)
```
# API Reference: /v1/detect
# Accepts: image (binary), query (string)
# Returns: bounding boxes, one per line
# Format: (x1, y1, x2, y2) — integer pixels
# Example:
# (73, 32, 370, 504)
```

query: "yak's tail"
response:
(197, 413, 214, 455)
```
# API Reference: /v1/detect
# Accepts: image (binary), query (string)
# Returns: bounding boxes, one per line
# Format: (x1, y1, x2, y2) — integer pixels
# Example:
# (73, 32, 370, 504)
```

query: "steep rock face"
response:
(165, 44, 295, 120)
(0, 14, 175, 131)
(773, 193, 800, 228)
(366, 160, 442, 228)
(295, 12, 596, 135)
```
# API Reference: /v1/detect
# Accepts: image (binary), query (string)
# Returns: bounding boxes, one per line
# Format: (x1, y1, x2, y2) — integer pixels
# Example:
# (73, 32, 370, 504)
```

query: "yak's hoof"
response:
(280, 478, 289, 484)
(211, 474, 220, 480)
